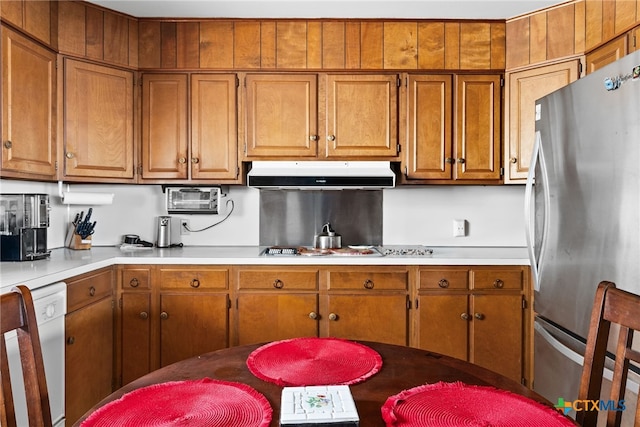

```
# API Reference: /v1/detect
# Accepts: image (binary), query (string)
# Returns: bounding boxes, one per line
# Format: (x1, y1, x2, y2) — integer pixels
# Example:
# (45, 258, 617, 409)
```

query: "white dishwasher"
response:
(4, 282, 67, 427)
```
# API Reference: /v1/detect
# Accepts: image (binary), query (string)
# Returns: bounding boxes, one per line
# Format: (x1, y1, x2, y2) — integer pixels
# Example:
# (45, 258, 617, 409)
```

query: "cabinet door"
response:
(1, 26, 57, 179)
(65, 297, 113, 424)
(64, 59, 134, 179)
(121, 292, 152, 385)
(629, 26, 639, 53)
(405, 75, 453, 179)
(244, 74, 318, 157)
(505, 60, 580, 182)
(325, 74, 399, 158)
(416, 294, 468, 360)
(454, 74, 501, 180)
(325, 294, 408, 345)
(585, 35, 627, 74)
(191, 74, 238, 180)
(141, 74, 188, 179)
(159, 293, 229, 367)
(470, 294, 523, 382)
(237, 293, 319, 345)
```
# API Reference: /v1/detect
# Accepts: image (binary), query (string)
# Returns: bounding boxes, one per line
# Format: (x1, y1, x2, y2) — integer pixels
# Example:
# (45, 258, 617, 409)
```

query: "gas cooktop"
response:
(262, 245, 433, 257)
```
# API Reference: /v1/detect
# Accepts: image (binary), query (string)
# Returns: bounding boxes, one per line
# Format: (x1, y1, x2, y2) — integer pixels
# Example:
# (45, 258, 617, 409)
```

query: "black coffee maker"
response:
(0, 194, 51, 261)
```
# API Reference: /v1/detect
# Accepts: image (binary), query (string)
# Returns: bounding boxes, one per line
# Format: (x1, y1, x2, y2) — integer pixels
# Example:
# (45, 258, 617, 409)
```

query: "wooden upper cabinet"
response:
(1, 26, 57, 180)
(585, 34, 627, 74)
(404, 74, 452, 179)
(191, 74, 238, 180)
(324, 74, 399, 158)
(64, 59, 135, 180)
(454, 74, 502, 180)
(0, 0, 53, 46)
(141, 74, 189, 180)
(504, 59, 581, 183)
(244, 74, 318, 158)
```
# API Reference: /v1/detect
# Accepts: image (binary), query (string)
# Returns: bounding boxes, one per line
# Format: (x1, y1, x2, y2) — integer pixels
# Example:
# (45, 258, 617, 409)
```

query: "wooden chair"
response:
(1, 285, 53, 427)
(577, 281, 640, 427)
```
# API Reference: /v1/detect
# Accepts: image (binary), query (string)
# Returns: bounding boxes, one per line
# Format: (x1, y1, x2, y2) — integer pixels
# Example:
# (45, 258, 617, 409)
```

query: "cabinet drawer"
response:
(67, 269, 113, 313)
(471, 269, 522, 290)
(122, 268, 151, 290)
(237, 270, 318, 290)
(159, 267, 229, 290)
(327, 271, 408, 290)
(418, 269, 469, 290)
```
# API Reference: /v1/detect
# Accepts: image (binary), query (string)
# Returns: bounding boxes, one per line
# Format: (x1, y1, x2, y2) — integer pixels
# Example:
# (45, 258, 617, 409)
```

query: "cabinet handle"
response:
(89, 286, 96, 296)
(66, 336, 75, 345)
(474, 313, 485, 320)
(190, 278, 200, 288)
(457, 158, 465, 164)
(327, 135, 336, 141)
(363, 279, 374, 289)
(445, 157, 455, 164)
(192, 157, 200, 164)
(66, 152, 75, 159)
(328, 313, 338, 321)
(3, 141, 12, 149)
(160, 311, 169, 320)
(308, 311, 318, 320)
(129, 278, 139, 288)
(460, 313, 470, 320)
(309, 135, 318, 141)
(178, 157, 187, 164)
(493, 279, 504, 288)
(510, 157, 518, 164)
(438, 279, 449, 288)
(273, 279, 284, 289)
(139, 311, 148, 319)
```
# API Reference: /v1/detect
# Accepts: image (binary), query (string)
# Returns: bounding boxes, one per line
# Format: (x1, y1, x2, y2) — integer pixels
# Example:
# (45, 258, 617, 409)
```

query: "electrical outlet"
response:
(180, 219, 190, 235)
(453, 219, 466, 237)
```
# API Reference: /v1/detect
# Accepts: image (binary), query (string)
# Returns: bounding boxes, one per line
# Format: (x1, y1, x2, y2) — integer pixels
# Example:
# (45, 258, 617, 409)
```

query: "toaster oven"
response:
(165, 187, 221, 214)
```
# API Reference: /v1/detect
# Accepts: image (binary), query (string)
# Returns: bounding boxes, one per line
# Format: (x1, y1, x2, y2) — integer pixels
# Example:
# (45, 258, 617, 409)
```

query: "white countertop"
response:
(0, 245, 530, 292)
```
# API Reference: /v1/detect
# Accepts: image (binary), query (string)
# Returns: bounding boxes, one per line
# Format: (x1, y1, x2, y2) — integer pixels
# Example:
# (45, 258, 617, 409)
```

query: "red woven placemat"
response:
(382, 381, 576, 427)
(247, 337, 382, 386)
(80, 378, 272, 427)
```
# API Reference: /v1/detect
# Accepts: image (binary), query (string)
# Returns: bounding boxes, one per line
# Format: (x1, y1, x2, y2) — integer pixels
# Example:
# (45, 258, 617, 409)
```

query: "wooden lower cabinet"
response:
(118, 265, 230, 386)
(414, 266, 529, 385)
(65, 267, 115, 425)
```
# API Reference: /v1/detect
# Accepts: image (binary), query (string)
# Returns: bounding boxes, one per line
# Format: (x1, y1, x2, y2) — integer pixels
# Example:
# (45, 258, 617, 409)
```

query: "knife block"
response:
(65, 224, 92, 250)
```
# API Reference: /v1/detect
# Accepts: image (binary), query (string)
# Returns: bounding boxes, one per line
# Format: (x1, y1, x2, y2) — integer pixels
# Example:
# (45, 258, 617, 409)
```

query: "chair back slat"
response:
(0, 286, 53, 427)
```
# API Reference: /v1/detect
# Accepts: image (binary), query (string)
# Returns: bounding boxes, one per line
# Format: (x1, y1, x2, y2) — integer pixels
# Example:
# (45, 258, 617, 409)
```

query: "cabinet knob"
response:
(445, 157, 455, 164)
(66, 152, 75, 159)
(493, 279, 504, 289)
(510, 157, 518, 164)
(309, 135, 318, 141)
(190, 278, 200, 288)
(308, 311, 318, 320)
(3, 140, 12, 149)
(192, 157, 200, 164)
(474, 313, 485, 320)
(89, 286, 96, 296)
(457, 158, 465, 164)
(438, 278, 450, 288)
(327, 135, 336, 142)
(139, 311, 148, 319)
(66, 336, 75, 345)
(460, 313, 470, 320)
(160, 311, 169, 320)
(129, 278, 139, 288)
(328, 313, 338, 321)
(273, 279, 284, 289)
(363, 279, 374, 289)
(178, 157, 187, 164)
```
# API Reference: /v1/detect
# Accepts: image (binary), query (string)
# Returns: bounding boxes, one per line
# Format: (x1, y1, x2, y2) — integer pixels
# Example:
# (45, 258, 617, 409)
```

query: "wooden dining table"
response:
(73, 341, 567, 426)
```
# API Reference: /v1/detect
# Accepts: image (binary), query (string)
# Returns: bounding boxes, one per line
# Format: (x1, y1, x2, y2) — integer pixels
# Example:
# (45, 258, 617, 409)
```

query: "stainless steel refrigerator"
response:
(526, 50, 640, 425)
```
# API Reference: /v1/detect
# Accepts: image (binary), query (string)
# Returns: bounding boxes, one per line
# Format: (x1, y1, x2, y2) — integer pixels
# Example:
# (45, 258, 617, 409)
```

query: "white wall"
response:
(0, 179, 526, 248)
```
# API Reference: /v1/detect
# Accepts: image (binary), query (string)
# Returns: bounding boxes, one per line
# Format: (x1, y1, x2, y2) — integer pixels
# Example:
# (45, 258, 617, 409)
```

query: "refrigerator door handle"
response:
(534, 321, 584, 365)
(526, 132, 541, 290)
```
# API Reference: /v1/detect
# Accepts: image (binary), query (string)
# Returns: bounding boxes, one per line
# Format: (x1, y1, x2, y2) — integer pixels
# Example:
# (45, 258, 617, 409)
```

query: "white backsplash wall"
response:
(0, 179, 526, 248)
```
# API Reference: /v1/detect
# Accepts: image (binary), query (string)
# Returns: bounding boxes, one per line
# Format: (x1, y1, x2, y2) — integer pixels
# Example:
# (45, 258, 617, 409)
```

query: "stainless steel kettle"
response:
(313, 222, 342, 249)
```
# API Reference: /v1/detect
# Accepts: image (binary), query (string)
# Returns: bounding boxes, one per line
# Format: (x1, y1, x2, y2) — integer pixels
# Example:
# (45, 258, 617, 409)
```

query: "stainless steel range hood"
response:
(247, 161, 396, 190)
